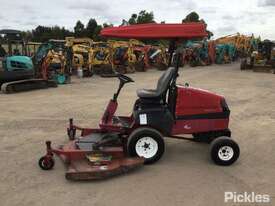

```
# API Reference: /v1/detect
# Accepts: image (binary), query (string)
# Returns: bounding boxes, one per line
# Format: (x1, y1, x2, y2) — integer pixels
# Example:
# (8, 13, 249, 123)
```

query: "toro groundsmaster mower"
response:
(38, 23, 240, 180)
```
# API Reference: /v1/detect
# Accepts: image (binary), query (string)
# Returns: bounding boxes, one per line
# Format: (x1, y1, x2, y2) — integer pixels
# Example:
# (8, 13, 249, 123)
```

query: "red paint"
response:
(100, 99, 118, 125)
(101, 23, 208, 39)
(175, 86, 224, 116)
(47, 141, 124, 161)
(171, 85, 229, 134)
(208, 41, 216, 64)
(171, 119, 229, 134)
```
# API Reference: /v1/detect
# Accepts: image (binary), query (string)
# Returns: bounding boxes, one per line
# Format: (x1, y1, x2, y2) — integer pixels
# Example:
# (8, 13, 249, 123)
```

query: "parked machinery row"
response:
(179, 39, 237, 67)
(240, 39, 275, 73)
(215, 33, 259, 58)
(65, 37, 169, 76)
(178, 33, 263, 68)
(0, 30, 169, 94)
(0, 30, 63, 93)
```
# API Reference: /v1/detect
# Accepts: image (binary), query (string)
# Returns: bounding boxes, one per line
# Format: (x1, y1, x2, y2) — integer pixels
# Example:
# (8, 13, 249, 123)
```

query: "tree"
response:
(103, 23, 113, 28)
(31, 25, 73, 42)
(128, 10, 155, 25)
(93, 25, 103, 41)
(182, 11, 199, 23)
(121, 19, 129, 26)
(182, 12, 213, 39)
(21, 31, 32, 41)
(128, 14, 137, 25)
(137, 10, 155, 24)
(74, 20, 85, 37)
(86, 18, 97, 38)
(200, 19, 213, 39)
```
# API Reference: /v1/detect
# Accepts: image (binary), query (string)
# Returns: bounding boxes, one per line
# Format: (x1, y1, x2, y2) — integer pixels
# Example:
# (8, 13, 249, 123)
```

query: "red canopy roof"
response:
(100, 23, 207, 39)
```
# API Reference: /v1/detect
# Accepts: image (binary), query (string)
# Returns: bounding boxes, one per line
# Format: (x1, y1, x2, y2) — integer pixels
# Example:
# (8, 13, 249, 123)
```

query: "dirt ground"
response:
(0, 63, 274, 206)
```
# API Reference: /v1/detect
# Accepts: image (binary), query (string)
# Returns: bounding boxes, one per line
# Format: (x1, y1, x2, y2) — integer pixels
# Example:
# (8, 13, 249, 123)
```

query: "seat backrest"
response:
(156, 67, 176, 97)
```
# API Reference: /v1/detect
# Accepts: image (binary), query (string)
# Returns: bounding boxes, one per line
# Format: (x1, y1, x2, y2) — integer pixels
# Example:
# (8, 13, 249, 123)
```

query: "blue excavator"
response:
(0, 29, 57, 93)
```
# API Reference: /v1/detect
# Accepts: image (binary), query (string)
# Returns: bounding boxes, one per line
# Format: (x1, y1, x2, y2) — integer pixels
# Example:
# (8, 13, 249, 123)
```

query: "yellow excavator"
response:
(107, 39, 150, 73)
(107, 40, 136, 74)
(241, 40, 275, 73)
(65, 37, 94, 77)
(34, 39, 71, 84)
(89, 39, 157, 76)
(128, 39, 148, 72)
(215, 33, 259, 58)
(89, 41, 112, 75)
(147, 44, 169, 70)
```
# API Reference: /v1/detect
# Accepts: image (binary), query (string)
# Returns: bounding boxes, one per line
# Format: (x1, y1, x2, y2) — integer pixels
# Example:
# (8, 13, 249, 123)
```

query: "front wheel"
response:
(39, 156, 55, 170)
(210, 137, 240, 166)
(127, 127, 165, 164)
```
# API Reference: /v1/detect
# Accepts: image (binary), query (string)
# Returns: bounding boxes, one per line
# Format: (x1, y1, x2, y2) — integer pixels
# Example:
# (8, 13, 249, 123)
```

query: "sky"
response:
(0, 0, 274, 39)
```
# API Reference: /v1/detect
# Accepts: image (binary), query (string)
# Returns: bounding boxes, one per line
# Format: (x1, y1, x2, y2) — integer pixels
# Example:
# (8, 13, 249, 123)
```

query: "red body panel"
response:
(175, 86, 223, 116)
(171, 119, 229, 135)
(101, 23, 208, 39)
(100, 99, 118, 125)
(208, 41, 216, 64)
(171, 86, 229, 135)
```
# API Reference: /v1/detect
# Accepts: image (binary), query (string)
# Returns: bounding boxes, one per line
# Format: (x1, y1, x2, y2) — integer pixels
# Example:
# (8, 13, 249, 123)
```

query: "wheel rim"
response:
(42, 158, 52, 168)
(135, 137, 158, 159)
(218, 146, 234, 161)
(42, 160, 49, 168)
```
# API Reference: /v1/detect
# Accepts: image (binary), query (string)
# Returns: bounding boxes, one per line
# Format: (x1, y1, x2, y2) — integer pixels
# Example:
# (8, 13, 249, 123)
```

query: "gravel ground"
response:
(0, 63, 274, 206)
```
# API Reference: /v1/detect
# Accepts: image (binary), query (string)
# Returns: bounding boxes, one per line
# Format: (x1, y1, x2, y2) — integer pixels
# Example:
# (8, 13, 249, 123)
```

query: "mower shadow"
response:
(161, 138, 211, 165)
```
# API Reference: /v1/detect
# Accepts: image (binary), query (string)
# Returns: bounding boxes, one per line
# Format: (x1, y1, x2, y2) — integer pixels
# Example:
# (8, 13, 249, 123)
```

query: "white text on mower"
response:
(224, 192, 270, 203)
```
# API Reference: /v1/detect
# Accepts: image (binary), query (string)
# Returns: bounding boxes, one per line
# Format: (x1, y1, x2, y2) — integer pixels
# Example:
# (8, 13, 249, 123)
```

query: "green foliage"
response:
(93, 25, 103, 41)
(128, 14, 137, 25)
(182, 11, 213, 39)
(31, 25, 73, 42)
(103, 23, 113, 28)
(74, 20, 85, 37)
(86, 18, 98, 38)
(128, 10, 155, 24)
(182, 11, 200, 23)
(27, 19, 114, 42)
(137, 10, 155, 24)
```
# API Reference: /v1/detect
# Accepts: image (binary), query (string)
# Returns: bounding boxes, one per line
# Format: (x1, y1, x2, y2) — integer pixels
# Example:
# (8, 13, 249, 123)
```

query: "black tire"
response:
(39, 156, 55, 170)
(210, 137, 240, 166)
(83, 69, 94, 77)
(65, 75, 71, 84)
(240, 59, 247, 70)
(127, 127, 165, 164)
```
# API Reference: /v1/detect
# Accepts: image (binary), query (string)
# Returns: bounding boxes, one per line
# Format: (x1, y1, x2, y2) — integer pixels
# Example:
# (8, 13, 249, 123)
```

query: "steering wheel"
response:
(117, 73, 134, 84)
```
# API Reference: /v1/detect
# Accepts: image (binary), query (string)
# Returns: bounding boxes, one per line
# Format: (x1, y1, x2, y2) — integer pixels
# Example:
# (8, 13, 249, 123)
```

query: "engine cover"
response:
(172, 85, 230, 135)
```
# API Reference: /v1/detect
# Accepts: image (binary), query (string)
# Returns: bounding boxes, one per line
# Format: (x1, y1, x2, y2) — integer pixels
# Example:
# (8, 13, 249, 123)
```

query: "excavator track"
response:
(1, 79, 57, 94)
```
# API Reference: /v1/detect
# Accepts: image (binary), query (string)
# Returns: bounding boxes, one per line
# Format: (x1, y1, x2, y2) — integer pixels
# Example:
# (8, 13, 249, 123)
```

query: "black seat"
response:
(137, 67, 176, 99)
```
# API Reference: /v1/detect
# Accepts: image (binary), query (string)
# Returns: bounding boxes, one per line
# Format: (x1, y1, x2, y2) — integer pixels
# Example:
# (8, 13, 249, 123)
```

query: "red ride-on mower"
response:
(39, 23, 240, 180)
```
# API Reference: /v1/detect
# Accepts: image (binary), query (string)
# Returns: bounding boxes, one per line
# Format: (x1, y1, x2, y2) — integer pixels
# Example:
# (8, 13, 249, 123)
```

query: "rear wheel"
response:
(210, 137, 240, 166)
(127, 127, 165, 164)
